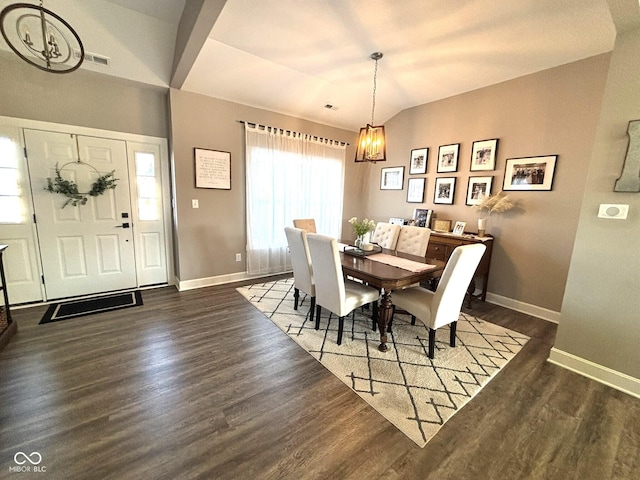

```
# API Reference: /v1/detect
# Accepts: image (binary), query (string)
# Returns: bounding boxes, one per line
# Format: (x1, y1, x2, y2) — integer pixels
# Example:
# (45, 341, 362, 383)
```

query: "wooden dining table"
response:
(339, 245, 445, 352)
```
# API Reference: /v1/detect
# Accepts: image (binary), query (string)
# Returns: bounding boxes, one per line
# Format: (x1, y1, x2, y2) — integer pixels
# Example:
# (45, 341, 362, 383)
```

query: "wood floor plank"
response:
(1, 279, 639, 479)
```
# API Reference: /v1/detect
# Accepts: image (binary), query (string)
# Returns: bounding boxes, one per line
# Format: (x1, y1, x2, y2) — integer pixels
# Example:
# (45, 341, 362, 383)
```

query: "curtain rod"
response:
(238, 120, 349, 146)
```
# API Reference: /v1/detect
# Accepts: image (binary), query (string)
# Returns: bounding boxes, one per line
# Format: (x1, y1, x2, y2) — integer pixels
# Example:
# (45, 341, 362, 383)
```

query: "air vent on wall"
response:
(74, 50, 111, 67)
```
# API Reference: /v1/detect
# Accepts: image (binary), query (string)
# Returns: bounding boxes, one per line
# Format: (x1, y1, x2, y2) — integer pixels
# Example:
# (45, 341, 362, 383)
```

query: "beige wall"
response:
(554, 12, 640, 378)
(361, 54, 611, 312)
(168, 88, 361, 282)
(0, 53, 168, 138)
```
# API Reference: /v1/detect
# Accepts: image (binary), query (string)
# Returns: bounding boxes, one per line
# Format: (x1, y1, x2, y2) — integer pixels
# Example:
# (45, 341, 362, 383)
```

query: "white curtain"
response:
(245, 124, 346, 275)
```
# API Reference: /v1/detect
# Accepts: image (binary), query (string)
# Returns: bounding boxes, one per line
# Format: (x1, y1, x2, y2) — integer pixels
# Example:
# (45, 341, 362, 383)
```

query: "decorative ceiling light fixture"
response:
(355, 52, 386, 163)
(0, 0, 84, 73)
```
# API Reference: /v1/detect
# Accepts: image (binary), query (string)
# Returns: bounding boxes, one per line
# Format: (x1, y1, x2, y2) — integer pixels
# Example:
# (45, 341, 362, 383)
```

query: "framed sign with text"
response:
(194, 148, 231, 190)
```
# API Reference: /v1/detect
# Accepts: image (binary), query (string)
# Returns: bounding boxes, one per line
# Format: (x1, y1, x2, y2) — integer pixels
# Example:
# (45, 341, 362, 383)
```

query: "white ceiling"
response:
(4, 0, 617, 132)
(179, 0, 616, 131)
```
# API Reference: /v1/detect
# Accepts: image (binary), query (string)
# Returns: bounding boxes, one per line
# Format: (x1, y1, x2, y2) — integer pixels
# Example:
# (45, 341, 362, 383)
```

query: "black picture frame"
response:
(409, 148, 428, 174)
(380, 166, 404, 190)
(406, 178, 425, 203)
(470, 138, 498, 171)
(466, 176, 493, 205)
(434, 177, 456, 204)
(503, 155, 558, 191)
(437, 143, 460, 173)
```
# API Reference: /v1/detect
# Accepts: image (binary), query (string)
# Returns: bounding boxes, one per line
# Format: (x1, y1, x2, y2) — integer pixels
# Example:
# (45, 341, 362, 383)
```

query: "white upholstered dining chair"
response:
(306, 233, 380, 345)
(284, 227, 316, 324)
(396, 226, 431, 257)
(390, 243, 486, 358)
(371, 222, 401, 250)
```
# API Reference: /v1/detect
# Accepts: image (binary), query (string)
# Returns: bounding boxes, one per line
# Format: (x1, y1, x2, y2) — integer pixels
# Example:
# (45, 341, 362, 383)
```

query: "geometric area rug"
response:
(236, 278, 529, 447)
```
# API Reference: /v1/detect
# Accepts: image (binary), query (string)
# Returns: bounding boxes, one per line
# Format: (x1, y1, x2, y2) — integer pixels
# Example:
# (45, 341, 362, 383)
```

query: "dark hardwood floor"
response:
(1, 277, 639, 479)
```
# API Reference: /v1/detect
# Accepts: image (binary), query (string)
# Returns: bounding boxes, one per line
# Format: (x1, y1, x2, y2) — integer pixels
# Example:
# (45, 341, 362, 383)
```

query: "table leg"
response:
(377, 289, 392, 352)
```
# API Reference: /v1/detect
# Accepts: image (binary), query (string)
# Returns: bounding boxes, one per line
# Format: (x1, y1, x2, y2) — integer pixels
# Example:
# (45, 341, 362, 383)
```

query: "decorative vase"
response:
(477, 218, 487, 237)
(355, 235, 364, 249)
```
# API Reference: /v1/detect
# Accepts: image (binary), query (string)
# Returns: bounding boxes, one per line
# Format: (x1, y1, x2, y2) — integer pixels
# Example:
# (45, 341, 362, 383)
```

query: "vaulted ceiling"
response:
(1, 0, 618, 131)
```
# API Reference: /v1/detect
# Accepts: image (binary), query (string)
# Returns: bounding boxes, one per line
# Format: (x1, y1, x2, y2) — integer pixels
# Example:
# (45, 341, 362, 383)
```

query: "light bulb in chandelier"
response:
(355, 52, 386, 163)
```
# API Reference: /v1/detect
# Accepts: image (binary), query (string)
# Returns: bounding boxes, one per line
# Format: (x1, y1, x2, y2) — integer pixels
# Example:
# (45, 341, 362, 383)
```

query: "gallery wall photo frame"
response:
(409, 148, 428, 174)
(194, 148, 231, 189)
(437, 143, 460, 173)
(434, 177, 456, 204)
(380, 166, 405, 190)
(470, 138, 499, 171)
(466, 176, 493, 206)
(503, 155, 558, 191)
(406, 177, 426, 203)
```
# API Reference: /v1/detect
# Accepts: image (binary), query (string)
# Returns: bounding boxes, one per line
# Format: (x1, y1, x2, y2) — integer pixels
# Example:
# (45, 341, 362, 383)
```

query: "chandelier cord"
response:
(370, 57, 378, 126)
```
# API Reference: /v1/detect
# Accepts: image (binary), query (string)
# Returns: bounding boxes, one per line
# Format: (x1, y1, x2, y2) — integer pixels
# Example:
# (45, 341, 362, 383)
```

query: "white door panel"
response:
(25, 129, 137, 299)
(0, 123, 43, 304)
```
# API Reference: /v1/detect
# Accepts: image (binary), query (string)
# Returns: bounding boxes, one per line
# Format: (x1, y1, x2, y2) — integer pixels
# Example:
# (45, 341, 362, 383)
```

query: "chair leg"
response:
(293, 287, 299, 310)
(428, 328, 436, 359)
(450, 321, 457, 347)
(315, 304, 321, 330)
(337, 316, 345, 345)
(309, 296, 316, 325)
(411, 315, 416, 325)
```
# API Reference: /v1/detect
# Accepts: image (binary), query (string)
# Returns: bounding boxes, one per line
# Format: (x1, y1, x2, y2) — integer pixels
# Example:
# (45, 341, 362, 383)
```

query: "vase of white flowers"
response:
(348, 217, 376, 248)
(474, 192, 514, 237)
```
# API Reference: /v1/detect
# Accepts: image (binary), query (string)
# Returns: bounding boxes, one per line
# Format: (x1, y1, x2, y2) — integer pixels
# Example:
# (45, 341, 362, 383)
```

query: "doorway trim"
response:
(0, 115, 174, 303)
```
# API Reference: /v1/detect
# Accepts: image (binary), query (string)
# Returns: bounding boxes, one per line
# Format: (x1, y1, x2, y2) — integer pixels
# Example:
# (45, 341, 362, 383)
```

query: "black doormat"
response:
(40, 291, 143, 325)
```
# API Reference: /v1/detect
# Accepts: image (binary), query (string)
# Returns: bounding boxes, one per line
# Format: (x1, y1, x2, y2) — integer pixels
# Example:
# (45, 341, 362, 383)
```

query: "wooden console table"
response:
(426, 232, 494, 302)
(0, 245, 17, 351)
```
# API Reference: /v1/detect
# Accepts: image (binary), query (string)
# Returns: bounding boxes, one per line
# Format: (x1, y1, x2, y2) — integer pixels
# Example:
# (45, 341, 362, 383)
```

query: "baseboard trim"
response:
(176, 271, 285, 291)
(548, 348, 640, 399)
(485, 292, 560, 323)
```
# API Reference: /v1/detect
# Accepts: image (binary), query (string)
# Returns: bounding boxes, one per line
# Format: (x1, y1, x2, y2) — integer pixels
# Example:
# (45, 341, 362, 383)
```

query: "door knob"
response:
(115, 222, 130, 228)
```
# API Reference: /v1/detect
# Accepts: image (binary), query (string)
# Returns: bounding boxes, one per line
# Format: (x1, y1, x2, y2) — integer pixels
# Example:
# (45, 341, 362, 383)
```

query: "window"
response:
(135, 151, 158, 221)
(245, 126, 346, 274)
(0, 137, 24, 224)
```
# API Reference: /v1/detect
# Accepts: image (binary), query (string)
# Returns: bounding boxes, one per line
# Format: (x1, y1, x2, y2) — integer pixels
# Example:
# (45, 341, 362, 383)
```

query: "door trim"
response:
(0, 115, 174, 302)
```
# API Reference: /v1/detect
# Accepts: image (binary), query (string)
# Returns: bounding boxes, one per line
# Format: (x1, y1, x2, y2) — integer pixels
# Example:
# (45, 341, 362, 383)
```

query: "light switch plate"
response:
(598, 204, 628, 219)
(192, 199, 199, 209)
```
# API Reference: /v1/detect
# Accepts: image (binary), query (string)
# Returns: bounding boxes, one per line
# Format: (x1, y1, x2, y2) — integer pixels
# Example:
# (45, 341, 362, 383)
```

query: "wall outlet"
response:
(192, 199, 199, 209)
(235, 253, 242, 262)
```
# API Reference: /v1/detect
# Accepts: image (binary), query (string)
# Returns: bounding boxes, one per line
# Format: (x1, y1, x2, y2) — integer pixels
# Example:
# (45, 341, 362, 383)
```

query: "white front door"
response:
(25, 130, 137, 299)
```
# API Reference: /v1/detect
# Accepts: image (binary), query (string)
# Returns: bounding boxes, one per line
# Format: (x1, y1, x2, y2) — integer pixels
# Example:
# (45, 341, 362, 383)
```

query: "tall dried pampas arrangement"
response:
(474, 191, 514, 218)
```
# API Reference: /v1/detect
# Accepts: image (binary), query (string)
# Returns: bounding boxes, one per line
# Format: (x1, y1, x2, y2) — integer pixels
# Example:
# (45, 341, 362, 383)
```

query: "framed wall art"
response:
(194, 148, 231, 189)
(406, 177, 425, 203)
(409, 148, 428, 174)
(470, 138, 498, 171)
(437, 143, 460, 173)
(503, 155, 558, 191)
(466, 176, 493, 205)
(434, 177, 456, 204)
(380, 166, 404, 190)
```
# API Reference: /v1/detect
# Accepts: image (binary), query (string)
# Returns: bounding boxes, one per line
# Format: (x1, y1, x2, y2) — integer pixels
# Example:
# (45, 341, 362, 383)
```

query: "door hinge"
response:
(24, 146, 27, 158)
(41, 275, 45, 285)
(33, 214, 37, 223)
